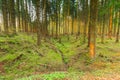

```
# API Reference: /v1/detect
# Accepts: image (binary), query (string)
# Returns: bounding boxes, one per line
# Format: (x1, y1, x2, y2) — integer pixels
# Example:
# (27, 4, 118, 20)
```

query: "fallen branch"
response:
(45, 43, 68, 68)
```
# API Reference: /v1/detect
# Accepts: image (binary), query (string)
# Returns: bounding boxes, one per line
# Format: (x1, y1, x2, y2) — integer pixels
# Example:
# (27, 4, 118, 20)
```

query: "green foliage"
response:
(99, 0, 120, 17)
(42, 72, 65, 80)
(16, 72, 65, 80)
(0, 75, 5, 80)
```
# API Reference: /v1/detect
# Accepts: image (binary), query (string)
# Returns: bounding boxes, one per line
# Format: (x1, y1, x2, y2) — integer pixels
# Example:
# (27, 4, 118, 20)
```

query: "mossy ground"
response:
(0, 33, 120, 80)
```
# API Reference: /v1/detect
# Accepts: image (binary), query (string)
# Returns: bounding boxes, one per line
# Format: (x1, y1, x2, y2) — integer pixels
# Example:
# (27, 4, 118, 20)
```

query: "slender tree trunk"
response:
(101, 0, 105, 43)
(67, 0, 70, 40)
(83, 0, 88, 43)
(77, 0, 80, 36)
(16, 0, 20, 32)
(58, 2, 61, 43)
(2, 0, 9, 33)
(36, 0, 41, 45)
(108, 6, 113, 39)
(25, 0, 28, 32)
(55, 0, 58, 39)
(101, 16, 105, 43)
(43, 0, 48, 37)
(11, 0, 16, 33)
(116, 12, 120, 43)
(21, 0, 24, 32)
(89, 0, 98, 58)
(113, 12, 117, 36)
(71, 17, 74, 35)
(8, 0, 11, 30)
(51, 21, 54, 37)
(116, 24, 120, 43)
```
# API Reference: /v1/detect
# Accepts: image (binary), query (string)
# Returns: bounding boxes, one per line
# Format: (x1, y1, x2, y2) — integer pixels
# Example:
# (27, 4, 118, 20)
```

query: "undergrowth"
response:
(0, 34, 120, 80)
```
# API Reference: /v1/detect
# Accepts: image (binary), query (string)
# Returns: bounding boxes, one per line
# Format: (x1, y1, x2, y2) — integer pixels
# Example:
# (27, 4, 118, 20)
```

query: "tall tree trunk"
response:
(36, 0, 41, 45)
(89, 0, 98, 58)
(71, 17, 74, 35)
(113, 12, 117, 36)
(101, 0, 106, 43)
(77, 0, 80, 36)
(8, 0, 11, 31)
(2, 0, 9, 33)
(108, 6, 113, 39)
(55, 0, 58, 38)
(16, 0, 20, 32)
(116, 12, 120, 43)
(11, 0, 16, 33)
(20, 0, 24, 32)
(25, 0, 28, 32)
(43, 0, 48, 37)
(101, 15, 105, 43)
(83, 0, 88, 43)
(58, 2, 61, 43)
(67, 0, 70, 40)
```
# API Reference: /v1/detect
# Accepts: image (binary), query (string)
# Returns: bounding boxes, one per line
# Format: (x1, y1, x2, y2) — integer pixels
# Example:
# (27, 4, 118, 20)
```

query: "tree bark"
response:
(89, 0, 98, 58)
(101, 0, 106, 43)
(108, 6, 113, 39)
(2, 0, 9, 34)
(11, 0, 16, 33)
(116, 12, 120, 43)
(36, 0, 41, 45)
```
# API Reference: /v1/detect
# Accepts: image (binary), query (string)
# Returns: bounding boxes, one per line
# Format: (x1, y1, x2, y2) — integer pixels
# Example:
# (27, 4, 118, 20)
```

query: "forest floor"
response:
(0, 33, 120, 80)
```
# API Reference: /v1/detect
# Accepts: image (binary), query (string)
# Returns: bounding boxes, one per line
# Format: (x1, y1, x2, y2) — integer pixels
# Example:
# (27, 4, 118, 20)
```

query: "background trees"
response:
(0, 0, 120, 58)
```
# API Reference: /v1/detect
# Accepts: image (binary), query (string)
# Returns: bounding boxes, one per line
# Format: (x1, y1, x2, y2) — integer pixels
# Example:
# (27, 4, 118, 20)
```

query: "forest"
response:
(0, 0, 120, 80)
